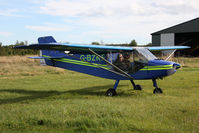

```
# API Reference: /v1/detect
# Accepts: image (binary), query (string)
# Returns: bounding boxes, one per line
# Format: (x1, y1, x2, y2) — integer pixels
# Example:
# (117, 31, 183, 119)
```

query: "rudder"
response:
(38, 36, 57, 43)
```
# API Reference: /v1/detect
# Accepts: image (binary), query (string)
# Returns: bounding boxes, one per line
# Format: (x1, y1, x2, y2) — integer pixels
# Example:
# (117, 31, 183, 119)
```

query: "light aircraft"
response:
(15, 36, 189, 96)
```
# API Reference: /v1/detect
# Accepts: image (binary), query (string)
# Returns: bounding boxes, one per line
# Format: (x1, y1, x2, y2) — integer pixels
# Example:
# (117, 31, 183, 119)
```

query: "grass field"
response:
(0, 56, 199, 133)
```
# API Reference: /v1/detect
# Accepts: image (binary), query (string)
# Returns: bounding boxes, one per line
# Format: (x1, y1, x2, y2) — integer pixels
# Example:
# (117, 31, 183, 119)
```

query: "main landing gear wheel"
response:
(105, 88, 117, 96)
(152, 79, 163, 94)
(153, 88, 163, 94)
(130, 80, 142, 91)
(134, 85, 142, 90)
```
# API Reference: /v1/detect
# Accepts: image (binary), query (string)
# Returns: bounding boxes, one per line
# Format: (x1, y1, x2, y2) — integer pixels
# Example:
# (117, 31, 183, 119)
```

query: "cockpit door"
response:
(108, 48, 157, 74)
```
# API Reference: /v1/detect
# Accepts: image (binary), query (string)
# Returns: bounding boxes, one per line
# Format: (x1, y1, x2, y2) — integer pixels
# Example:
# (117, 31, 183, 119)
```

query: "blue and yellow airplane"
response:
(15, 36, 189, 96)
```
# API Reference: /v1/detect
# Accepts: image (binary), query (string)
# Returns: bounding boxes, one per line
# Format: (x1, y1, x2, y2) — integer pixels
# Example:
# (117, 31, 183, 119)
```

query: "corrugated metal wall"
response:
(152, 35, 160, 46)
(160, 33, 175, 55)
(160, 33, 175, 46)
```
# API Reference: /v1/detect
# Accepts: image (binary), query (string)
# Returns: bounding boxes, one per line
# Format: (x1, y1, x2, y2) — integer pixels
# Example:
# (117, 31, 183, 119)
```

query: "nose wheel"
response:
(152, 79, 163, 94)
(153, 87, 163, 94)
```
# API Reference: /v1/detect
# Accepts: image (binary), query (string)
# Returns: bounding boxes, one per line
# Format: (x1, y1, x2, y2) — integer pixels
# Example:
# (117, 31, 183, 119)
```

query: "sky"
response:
(0, 0, 199, 45)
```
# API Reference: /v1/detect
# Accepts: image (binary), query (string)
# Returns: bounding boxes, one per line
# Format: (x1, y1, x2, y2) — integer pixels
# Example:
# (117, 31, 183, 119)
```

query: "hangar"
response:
(151, 17, 199, 56)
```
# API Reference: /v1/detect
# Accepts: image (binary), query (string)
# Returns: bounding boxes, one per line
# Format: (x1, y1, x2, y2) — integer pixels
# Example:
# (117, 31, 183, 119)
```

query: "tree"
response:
(145, 43, 152, 46)
(0, 42, 6, 56)
(0, 41, 39, 56)
(129, 39, 137, 46)
(92, 42, 100, 45)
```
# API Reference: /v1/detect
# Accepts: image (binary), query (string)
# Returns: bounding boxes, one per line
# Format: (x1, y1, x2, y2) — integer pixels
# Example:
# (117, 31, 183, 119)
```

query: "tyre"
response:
(153, 88, 163, 94)
(135, 85, 142, 90)
(105, 88, 117, 96)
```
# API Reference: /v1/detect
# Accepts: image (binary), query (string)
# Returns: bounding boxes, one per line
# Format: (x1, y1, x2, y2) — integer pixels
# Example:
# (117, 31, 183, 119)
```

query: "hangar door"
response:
(161, 33, 175, 55)
(161, 33, 175, 46)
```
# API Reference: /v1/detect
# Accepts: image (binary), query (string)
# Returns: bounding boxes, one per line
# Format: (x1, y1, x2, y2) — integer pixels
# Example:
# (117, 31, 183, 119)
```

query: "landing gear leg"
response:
(130, 80, 142, 90)
(152, 79, 163, 94)
(105, 80, 119, 96)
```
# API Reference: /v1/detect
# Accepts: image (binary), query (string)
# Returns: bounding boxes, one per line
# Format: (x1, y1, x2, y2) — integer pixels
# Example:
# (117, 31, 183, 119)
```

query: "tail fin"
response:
(38, 36, 57, 43)
(38, 36, 65, 66)
(39, 36, 57, 62)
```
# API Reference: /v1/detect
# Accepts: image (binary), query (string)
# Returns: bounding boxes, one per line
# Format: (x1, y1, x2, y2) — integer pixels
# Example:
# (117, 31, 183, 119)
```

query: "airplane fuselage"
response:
(42, 51, 180, 80)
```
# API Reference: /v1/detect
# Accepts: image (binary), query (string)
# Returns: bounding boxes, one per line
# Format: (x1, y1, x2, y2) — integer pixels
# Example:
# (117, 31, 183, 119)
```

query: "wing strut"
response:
(165, 49, 176, 61)
(88, 48, 134, 80)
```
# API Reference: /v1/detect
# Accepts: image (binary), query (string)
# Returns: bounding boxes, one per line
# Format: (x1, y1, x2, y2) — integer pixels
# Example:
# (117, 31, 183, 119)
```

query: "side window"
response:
(107, 53, 119, 63)
(108, 51, 147, 74)
(111, 52, 133, 73)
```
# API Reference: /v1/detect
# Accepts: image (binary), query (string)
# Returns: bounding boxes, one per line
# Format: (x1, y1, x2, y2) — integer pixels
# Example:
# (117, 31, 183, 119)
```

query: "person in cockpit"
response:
(113, 53, 132, 73)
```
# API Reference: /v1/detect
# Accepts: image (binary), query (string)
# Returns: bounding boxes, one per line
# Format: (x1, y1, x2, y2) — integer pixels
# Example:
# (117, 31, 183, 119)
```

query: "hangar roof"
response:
(151, 17, 199, 35)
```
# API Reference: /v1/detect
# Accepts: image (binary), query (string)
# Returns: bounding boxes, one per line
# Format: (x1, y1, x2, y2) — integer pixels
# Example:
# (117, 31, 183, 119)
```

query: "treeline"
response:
(92, 39, 139, 46)
(0, 41, 39, 56)
(0, 39, 152, 56)
(92, 39, 152, 47)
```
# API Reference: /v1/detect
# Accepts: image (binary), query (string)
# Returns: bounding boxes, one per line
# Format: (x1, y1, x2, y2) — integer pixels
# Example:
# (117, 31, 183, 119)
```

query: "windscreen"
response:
(134, 48, 157, 61)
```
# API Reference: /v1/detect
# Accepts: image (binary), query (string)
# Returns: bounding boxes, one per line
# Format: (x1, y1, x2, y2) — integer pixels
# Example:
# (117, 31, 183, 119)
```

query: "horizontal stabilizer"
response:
(28, 56, 65, 59)
(28, 56, 46, 59)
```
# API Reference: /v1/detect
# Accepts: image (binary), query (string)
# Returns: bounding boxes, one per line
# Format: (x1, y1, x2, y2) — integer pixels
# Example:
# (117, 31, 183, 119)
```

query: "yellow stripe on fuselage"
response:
(42, 55, 173, 71)
(141, 65, 173, 71)
(43, 55, 109, 69)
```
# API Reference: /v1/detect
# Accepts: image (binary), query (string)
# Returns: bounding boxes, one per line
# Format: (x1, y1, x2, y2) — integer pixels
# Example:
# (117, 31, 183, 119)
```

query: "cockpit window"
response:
(107, 48, 157, 74)
(134, 48, 157, 61)
(112, 53, 132, 72)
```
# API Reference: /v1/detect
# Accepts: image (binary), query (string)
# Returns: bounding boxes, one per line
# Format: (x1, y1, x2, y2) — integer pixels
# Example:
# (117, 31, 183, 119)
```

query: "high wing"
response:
(14, 43, 189, 54)
(14, 43, 133, 54)
(14, 36, 189, 53)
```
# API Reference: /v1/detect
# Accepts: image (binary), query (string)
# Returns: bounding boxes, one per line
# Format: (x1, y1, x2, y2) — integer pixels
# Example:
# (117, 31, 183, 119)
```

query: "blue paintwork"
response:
(113, 80, 120, 90)
(14, 36, 186, 81)
(147, 46, 190, 51)
(146, 60, 175, 79)
(148, 59, 173, 66)
(15, 43, 190, 53)
(43, 53, 128, 80)
(42, 51, 175, 80)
